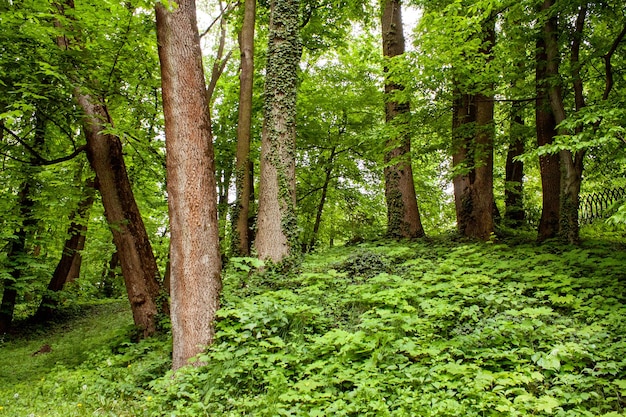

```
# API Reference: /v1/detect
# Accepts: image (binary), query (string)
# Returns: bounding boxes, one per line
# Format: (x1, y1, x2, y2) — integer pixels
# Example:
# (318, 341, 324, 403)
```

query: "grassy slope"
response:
(1, 235, 626, 416)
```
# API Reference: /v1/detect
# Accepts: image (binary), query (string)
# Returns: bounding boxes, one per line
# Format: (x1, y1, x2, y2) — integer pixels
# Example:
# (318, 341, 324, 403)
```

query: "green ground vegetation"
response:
(1, 231, 626, 416)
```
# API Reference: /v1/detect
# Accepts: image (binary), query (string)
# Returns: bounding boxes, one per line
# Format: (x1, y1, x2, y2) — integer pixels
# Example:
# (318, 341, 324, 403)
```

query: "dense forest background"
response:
(1, 0, 626, 414)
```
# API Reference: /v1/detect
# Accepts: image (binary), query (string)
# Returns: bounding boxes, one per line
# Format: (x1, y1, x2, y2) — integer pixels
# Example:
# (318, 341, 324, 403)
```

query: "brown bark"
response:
(54, 0, 165, 339)
(535, 3, 561, 241)
(504, 105, 525, 225)
(255, 0, 300, 263)
(156, 0, 222, 370)
(381, 0, 424, 239)
(451, 19, 495, 241)
(36, 178, 95, 320)
(79, 95, 164, 337)
(233, 0, 256, 256)
(543, 0, 585, 244)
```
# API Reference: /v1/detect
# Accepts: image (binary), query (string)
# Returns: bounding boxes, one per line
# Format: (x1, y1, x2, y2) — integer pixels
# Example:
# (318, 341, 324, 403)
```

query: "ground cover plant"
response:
(1, 234, 625, 416)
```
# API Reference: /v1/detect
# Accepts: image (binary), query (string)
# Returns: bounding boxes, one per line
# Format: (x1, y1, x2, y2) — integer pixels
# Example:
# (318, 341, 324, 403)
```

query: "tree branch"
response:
(1, 125, 85, 166)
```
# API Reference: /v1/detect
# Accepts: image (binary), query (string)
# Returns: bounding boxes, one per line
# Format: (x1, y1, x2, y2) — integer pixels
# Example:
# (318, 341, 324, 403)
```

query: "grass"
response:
(1, 233, 626, 416)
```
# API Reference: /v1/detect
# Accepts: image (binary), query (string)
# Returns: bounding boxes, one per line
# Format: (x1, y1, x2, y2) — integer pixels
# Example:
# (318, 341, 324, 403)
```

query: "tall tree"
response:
(232, 0, 257, 256)
(54, 0, 166, 338)
(156, 0, 223, 369)
(381, 0, 425, 239)
(535, 3, 561, 241)
(452, 15, 496, 241)
(255, 0, 301, 263)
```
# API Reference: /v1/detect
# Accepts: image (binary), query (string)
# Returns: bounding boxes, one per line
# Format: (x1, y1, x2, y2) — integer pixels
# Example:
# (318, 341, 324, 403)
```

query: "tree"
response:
(451, 14, 496, 241)
(232, 0, 257, 256)
(381, 0, 425, 239)
(255, 0, 301, 264)
(52, 0, 167, 338)
(156, 0, 223, 369)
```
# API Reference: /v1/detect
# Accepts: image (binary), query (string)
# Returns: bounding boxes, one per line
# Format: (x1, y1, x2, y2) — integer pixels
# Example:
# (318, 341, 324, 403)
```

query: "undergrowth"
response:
(1, 235, 626, 416)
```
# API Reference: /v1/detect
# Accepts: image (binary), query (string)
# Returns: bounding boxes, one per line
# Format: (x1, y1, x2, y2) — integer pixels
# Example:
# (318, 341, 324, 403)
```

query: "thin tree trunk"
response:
(255, 0, 300, 263)
(535, 2, 561, 241)
(35, 178, 95, 320)
(308, 146, 337, 251)
(504, 104, 525, 225)
(0, 111, 44, 333)
(156, 0, 223, 370)
(0, 184, 33, 334)
(232, 0, 256, 256)
(381, 0, 424, 239)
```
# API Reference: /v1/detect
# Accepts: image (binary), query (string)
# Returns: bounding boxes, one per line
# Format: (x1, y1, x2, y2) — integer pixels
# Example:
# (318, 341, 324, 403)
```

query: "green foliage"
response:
(3, 236, 626, 416)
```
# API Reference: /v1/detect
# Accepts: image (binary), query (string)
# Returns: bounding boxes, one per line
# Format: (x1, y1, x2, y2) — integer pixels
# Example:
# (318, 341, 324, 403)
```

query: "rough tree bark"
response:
(54, 0, 165, 339)
(79, 96, 165, 337)
(535, 2, 561, 242)
(156, 0, 223, 370)
(232, 0, 256, 256)
(452, 19, 495, 241)
(381, 0, 425, 239)
(543, 0, 583, 244)
(255, 0, 300, 263)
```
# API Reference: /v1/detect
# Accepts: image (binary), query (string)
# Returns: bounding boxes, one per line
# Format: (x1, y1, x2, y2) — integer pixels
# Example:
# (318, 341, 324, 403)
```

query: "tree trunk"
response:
(308, 146, 336, 251)
(232, 0, 256, 256)
(78, 95, 165, 338)
(451, 19, 495, 241)
(0, 184, 33, 334)
(54, 0, 165, 339)
(504, 103, 525, 225)
(255, 0, 300, 264)
(35, 178, 95, 320)
(543, 0, 583, 244)
(452, 90, 474, 235)
(0, 112, 44, 333)
(535, 3, 561, 241)
(381, 0, 425, 239)
(156, 0, 223, 370)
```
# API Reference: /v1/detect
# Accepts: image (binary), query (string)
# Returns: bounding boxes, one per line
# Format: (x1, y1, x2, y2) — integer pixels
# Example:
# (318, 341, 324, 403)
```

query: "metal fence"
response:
(579, 187, 626, 224)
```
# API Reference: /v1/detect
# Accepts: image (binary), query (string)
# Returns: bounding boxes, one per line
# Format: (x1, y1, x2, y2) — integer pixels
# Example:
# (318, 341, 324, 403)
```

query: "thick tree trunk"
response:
(232, 0, 256, 256)
(504, 106, 525, 225)
(156, 0, 223, 370)
(381, 0, 424, 239)
(543, 0, 582, 244)
(452, 20, 495, 241)
(452, 90, 474, 235)
(54, 0, 164, 339)
(35, 178, 95, 320)
(255, 0, 300, 263)
(535, 5, 561, 241)
(78, 95, 164, 338)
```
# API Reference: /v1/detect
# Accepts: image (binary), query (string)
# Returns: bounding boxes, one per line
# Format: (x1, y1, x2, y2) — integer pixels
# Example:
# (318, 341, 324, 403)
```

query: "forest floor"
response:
(1, 232, 626, 416)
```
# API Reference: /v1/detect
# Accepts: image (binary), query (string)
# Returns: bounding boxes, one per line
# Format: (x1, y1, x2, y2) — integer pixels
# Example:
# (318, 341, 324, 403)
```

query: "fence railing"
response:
(579, 187, 626, 224)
